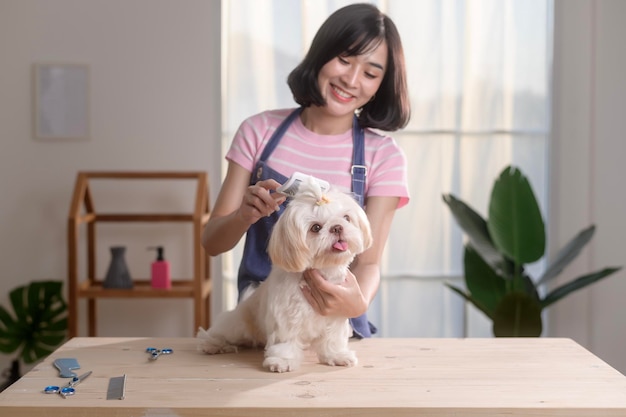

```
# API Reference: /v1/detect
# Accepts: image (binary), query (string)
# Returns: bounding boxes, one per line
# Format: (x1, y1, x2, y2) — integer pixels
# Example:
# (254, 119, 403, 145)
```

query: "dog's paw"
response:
(263, 356, 299, 373)
(198, 340, 239, 355)
(196, 328, 238, 355)
(321, 350, 358, 367)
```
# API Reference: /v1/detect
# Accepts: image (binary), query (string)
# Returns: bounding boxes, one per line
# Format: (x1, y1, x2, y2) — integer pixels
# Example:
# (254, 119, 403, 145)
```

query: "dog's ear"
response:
(267, 205, 311, 272)
(350, 198, 373, 251)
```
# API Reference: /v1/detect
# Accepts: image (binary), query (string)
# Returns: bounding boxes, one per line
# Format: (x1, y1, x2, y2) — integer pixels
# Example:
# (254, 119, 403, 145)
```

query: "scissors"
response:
(146, 347, 173, 361)
(43, 371, 92, 398)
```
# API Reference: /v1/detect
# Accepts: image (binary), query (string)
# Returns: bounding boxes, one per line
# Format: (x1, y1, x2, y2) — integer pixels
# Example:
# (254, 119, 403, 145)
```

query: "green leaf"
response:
(20, 343, 54, 365)
(487, 166, 545, 264)
(0, 305, 22, 353)
(493, 292, 543, 337)
(42, 318, 68, 332)
(463, 245, 506, 316)
(0, 281, 68, 363)
(541, 267, 623, 308)
(444, 283, 493, 320)
(36, 332, 66, 347)
(28, 281, 44, 324)
(521, 274, 541, 302)
(537, 225, 595, 286)
(0, 304, 16, 330)
(442, 195, 503, 269)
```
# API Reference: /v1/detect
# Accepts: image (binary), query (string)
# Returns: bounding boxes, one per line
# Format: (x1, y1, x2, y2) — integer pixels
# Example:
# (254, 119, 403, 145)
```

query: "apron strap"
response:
(351, 115, 366, 207)
(258, 108, 303, 163)
(348, 115, 373, 338)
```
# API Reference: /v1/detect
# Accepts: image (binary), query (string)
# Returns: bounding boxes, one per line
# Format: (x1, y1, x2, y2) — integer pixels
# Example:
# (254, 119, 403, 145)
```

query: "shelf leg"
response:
(88, 299, 97, 337)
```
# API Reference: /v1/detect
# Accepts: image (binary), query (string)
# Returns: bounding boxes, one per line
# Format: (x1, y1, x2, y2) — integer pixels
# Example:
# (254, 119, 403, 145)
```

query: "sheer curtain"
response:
(221, 0, 552, 337)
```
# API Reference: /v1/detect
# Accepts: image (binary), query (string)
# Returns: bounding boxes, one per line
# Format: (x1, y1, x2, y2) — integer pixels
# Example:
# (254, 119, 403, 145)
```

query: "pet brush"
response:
(276, 172, 330, 197)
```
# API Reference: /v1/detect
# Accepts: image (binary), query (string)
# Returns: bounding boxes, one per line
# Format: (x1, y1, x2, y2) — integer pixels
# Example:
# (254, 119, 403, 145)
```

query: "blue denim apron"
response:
(237, 108, 375, 338)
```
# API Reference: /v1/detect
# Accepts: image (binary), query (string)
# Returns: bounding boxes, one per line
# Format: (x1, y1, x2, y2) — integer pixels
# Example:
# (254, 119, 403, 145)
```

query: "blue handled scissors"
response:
(146, 347, 173, 361)
(44, 371, 92, 398)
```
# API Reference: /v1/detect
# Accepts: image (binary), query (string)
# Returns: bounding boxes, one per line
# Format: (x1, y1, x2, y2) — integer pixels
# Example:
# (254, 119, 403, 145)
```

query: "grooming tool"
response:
(276, 172, 330, 197)
(107, 374, 127, 400)
(146, 347, 173, 361)
(43, 370, 92, 398)
(53, 358, 81, 378)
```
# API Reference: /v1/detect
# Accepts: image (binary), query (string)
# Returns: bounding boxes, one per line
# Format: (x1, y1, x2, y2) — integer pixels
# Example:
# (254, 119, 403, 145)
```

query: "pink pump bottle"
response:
(149, 246, 171, 289)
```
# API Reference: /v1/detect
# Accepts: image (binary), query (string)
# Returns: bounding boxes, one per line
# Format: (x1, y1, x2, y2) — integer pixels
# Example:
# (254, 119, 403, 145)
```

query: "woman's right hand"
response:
(202, 162, 286, 256)
(236, 179, 286, 225)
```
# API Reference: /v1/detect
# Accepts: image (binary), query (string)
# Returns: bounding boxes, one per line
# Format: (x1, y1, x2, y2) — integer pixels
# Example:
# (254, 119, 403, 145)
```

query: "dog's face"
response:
(268, 177, 373, 272)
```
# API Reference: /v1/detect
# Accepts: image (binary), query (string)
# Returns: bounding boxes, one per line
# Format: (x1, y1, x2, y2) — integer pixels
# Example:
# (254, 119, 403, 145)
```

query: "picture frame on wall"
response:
(33, 63, 90, 140)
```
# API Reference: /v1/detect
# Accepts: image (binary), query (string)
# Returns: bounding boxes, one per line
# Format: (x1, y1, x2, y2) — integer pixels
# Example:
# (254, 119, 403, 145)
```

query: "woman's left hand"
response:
(301, 269, 368, 318)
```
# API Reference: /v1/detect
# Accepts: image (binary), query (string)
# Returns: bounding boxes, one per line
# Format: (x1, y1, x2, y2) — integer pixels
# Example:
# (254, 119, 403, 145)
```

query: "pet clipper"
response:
(276, 172, 330, 197)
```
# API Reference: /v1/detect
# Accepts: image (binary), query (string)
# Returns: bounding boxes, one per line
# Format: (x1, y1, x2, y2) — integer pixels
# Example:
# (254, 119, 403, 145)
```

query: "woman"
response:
(202, 3, 410, 338)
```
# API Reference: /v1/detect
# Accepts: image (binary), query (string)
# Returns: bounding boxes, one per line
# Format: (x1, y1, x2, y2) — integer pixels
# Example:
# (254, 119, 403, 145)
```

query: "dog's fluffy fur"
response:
(196, 177, 372, 372)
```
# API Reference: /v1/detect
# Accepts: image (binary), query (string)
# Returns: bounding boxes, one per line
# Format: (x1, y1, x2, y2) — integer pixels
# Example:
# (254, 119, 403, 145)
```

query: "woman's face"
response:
(317, 40, 388, 118)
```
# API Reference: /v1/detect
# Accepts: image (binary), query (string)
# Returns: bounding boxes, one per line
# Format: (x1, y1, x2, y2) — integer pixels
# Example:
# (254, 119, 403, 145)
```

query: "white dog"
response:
(196, 177, 373, 372)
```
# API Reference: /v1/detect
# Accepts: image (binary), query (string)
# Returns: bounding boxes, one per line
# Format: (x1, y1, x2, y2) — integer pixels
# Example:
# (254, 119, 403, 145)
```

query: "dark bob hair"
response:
(287, 3, 410, 131)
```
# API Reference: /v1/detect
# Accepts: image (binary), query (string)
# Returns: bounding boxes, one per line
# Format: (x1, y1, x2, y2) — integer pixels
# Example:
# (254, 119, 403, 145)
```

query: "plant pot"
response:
(0, 359, 21, 392)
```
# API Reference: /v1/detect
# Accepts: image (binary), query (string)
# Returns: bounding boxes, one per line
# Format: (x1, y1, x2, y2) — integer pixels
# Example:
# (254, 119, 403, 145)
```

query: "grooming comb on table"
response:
(107, 374, 127, 400)
(53, 358, 81, 378)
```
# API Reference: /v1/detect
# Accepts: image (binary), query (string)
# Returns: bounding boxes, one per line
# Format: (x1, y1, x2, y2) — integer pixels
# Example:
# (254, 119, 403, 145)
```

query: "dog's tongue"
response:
(333, 240, 349, 251)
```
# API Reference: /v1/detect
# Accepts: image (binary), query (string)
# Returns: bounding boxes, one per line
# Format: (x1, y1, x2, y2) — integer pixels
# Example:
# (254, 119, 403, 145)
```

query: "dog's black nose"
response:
(331, 224, 343, 235)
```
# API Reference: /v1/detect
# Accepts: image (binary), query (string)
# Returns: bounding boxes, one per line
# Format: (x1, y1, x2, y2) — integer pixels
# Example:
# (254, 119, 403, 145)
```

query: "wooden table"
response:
(1, 337, 626, 416)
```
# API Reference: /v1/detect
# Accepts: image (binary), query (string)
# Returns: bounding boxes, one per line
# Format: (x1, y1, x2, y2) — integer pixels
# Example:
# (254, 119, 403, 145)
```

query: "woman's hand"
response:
(202, 162, 287, 256)
(236, 179, 286, 226)
(301, 269, 368, 318)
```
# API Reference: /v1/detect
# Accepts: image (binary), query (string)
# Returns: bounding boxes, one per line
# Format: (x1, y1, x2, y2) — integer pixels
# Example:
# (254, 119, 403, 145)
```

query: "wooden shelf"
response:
(77, 279, 212, 299)
(67, 171, 211, 337)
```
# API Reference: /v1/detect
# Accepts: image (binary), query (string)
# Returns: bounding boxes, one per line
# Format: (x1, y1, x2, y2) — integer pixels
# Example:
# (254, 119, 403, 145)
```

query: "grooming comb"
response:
(106, 374, 126, 400)
(53, 358, 81, 378)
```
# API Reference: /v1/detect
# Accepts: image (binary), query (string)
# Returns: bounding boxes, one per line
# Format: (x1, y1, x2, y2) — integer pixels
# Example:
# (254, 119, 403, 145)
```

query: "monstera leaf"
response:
(0, 281, 67, 364)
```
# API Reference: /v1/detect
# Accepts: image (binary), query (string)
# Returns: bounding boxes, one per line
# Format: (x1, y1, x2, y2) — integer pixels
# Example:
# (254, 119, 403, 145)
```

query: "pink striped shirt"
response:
(226, 108, 409, 208)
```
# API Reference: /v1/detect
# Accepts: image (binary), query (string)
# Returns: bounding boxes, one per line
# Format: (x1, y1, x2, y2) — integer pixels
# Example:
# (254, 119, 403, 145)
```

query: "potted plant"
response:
(442, 165, 622, 337)
(0, 280, 67, 391)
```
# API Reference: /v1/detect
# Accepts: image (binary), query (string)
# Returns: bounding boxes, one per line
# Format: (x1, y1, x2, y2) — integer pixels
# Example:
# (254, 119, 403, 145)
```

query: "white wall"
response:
(549, 0, 626, 374)
(1, 0, 625, 378)
(0, 0, 221, 373)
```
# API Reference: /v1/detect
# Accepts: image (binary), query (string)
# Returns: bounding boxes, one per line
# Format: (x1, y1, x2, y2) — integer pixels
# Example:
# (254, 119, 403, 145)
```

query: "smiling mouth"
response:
(331, 84, 353, 101)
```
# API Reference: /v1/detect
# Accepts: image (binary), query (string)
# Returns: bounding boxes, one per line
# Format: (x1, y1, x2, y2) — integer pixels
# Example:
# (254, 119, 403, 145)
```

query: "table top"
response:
(1, 337, 626, 416)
